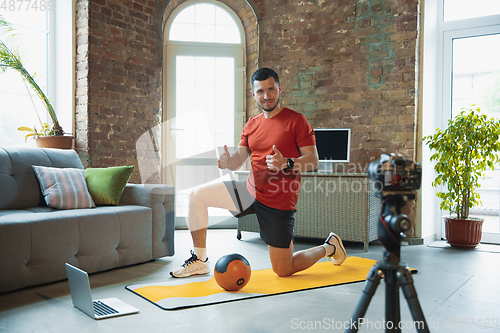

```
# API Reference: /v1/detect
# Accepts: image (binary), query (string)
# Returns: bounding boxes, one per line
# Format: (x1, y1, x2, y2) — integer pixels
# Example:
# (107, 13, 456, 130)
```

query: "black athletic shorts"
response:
(223, 180, 295, 249)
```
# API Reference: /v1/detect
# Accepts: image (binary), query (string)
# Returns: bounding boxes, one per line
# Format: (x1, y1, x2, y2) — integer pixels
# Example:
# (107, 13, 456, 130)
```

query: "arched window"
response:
(169, 3, 241, 44)
(163, 1, 246, 223)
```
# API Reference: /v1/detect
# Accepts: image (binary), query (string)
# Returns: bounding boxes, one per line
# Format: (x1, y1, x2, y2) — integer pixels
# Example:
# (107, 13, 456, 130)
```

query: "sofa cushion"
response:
(0, 148, 84, 210)
(32, 165, 96, 209)
(85, 166, 134, 205)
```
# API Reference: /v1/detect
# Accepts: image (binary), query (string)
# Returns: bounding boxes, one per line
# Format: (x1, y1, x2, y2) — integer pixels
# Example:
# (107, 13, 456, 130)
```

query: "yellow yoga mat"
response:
(126, 257, 385, 310)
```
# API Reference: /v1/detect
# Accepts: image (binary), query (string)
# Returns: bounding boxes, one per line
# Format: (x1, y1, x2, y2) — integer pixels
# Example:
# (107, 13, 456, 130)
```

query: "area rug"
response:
(126, 256, 385, 310)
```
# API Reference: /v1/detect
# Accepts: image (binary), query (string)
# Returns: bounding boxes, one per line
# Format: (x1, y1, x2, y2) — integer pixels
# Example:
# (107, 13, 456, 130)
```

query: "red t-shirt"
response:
(239, 108, 316, 210)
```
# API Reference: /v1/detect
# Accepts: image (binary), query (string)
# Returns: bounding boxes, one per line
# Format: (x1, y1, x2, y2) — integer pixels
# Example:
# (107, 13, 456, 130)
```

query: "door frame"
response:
(442, 24, 500, 244)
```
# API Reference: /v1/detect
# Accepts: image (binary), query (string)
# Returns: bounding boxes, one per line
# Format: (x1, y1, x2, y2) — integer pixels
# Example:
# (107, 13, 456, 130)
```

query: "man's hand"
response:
(218, 145, 231, 169)
(266, 145, 287, 171)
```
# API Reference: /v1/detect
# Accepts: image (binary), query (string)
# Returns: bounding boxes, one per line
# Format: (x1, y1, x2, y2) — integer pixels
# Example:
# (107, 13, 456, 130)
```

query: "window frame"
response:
(0, 0, 75, 145)
(51, 0, 76, 137)
(420, 0, 500, 243)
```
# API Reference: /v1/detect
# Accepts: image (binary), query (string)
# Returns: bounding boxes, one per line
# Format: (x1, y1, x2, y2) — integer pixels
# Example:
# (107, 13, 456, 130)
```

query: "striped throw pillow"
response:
(32, 165, 96, 209)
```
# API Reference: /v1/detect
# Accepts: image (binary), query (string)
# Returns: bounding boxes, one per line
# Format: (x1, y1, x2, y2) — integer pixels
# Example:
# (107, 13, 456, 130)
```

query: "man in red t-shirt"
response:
(170, 68, 346, 278)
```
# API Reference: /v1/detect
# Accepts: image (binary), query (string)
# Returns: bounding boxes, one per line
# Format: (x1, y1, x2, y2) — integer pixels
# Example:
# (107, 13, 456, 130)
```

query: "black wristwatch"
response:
(285, 158, 294, 171)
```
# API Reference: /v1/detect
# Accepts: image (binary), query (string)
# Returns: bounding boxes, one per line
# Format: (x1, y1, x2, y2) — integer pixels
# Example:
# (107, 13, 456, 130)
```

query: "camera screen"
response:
(383, 168, 405, 187)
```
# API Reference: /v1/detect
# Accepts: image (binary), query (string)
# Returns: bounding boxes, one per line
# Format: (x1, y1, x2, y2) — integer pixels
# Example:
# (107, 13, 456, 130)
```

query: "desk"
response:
(235, 172, 381, 251)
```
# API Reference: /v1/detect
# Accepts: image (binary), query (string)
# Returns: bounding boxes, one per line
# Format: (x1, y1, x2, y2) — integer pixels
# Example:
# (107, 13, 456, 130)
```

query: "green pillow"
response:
(85, 166, 134, 205)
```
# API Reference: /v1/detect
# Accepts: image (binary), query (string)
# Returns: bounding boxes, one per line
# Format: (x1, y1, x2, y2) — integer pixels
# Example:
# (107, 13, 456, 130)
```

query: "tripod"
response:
(345, 194, 430, 333)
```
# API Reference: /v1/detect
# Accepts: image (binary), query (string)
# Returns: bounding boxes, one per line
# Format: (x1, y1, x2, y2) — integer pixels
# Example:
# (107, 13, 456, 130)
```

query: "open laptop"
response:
(65, 263, 139, 319)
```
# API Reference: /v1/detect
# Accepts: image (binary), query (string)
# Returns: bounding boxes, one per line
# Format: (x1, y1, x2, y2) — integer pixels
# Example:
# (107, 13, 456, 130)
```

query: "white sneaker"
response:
(170, 250, 210, 278)
(325, 232, 347, 266)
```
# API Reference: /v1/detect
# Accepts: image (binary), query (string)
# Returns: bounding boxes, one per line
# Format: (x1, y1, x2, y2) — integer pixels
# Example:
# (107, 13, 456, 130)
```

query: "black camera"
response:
(367, 153, 421, 199)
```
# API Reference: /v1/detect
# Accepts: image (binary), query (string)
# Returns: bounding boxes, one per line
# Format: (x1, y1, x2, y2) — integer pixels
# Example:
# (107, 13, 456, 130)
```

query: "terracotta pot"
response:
(35, 135, 74, 149)
(444, 217, 483, 249)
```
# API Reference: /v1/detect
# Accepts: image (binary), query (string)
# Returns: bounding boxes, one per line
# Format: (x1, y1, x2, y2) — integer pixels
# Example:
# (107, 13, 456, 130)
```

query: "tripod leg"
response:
(345, 265, 383, 333)
(398, 269, 431, 333)
(385, 269, 402, 332)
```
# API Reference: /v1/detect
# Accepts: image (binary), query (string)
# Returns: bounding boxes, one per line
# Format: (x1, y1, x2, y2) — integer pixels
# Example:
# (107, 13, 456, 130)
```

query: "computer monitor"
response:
(314, 128, 351, 163)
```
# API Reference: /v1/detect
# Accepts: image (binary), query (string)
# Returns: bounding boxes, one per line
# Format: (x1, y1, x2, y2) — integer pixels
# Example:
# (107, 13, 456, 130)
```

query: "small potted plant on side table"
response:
(0, 16, 72, 149)
(423, 105, 500, 248)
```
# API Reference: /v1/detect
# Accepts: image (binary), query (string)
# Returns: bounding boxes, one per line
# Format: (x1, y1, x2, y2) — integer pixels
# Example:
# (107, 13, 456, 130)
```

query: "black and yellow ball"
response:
(214, 253, 251, 291)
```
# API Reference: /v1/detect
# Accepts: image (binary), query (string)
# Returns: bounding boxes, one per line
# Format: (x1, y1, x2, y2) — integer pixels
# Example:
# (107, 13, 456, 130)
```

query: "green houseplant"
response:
(423, 105, 500, 248)
(0, 15, 69, 146)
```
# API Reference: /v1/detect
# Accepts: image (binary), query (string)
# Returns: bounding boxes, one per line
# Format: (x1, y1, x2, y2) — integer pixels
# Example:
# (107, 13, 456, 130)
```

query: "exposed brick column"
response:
(75, 0, 90, 166)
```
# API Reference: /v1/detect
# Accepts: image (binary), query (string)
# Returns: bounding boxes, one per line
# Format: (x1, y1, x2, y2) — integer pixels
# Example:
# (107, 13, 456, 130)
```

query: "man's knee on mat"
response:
(272, 265, 294, 277)
(269, 243, 294, 277)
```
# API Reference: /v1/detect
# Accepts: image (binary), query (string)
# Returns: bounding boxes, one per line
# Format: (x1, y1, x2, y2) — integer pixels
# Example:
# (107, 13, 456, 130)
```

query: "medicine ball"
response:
(214, 253, 251, 291)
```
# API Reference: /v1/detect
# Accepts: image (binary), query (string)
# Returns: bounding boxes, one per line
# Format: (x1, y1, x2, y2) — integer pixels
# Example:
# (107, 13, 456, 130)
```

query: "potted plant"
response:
(0, 15, 72, 148)
(423, 105, 500, 248)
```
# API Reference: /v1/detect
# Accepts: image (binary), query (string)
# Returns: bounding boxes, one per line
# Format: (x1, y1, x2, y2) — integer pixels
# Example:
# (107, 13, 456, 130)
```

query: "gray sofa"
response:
(0, 147, 175, 294)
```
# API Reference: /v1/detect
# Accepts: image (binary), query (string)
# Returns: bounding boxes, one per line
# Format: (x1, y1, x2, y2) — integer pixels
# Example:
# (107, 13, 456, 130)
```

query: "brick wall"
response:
(76, 0, 419, 181)
(76, 0, 163, 183)
(252, 0, 419, 169)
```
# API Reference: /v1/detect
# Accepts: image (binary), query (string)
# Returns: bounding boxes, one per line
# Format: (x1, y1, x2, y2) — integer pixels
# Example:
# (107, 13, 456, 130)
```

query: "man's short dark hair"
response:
(251, 68, 280, 90)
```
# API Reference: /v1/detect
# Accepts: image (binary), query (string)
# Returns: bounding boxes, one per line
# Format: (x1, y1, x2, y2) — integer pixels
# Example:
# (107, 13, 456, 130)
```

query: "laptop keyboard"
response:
(93, 300, 119, 316)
